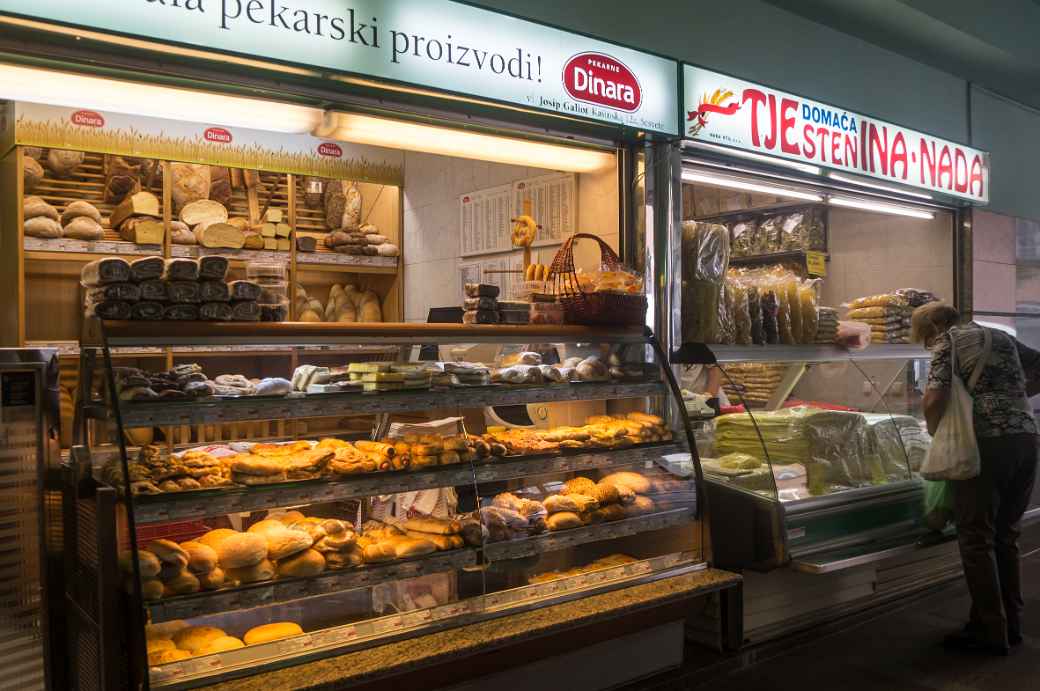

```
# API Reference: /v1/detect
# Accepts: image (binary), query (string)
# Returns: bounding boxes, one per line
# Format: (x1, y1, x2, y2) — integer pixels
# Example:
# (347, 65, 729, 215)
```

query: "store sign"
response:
(0, 0, 679, 134)
(683, 65, 990, 203)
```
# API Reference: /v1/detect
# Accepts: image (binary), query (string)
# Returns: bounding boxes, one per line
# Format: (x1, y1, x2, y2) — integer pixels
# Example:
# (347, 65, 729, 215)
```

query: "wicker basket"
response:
(548, 233, 647, 326)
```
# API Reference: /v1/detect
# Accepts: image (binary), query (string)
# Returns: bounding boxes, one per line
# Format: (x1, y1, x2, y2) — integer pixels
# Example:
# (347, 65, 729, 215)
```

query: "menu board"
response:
(460, 173, 576, 258)
(459, 255, 524, 302)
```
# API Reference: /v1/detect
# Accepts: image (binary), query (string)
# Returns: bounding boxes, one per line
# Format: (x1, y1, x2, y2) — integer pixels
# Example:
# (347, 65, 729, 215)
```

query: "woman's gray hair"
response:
(911, 302, 960, 345)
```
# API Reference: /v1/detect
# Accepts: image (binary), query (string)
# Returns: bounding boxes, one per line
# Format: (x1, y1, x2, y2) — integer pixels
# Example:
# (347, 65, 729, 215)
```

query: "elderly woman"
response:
(914, 302, 1040, 654)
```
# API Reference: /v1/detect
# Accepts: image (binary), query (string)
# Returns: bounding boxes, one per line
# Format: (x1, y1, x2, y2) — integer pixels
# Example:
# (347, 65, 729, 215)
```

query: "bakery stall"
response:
(662, 64, 987, 640)
(0, 3, 740, 690)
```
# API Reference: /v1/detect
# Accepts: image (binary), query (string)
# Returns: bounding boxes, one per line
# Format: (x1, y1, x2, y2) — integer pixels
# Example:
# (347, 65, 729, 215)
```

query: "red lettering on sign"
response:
(562, 53, 642, 112)
(204, 127, 233, 144)
(780, 98, 799, 155)
(937, 145, 953, 190)
(954, 149, 968, 193)
(969, 155, 985, 198)
(891, 132, 908, 180)
(743, 89, 768, 147)
(317, 142, 343, 158)
(71, 110, 105, 128)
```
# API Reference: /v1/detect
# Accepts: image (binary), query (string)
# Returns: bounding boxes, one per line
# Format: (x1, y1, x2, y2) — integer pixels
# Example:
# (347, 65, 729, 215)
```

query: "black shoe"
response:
(943, 630, 1010, 656)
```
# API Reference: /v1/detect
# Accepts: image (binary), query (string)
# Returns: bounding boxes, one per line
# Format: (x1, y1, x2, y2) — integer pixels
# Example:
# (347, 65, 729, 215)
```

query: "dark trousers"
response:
(952, 433, 1038, 647)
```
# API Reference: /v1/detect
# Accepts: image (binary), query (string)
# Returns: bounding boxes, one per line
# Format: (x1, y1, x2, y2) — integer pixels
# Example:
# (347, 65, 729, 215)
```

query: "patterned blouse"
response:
(927, 323, 1039, 437)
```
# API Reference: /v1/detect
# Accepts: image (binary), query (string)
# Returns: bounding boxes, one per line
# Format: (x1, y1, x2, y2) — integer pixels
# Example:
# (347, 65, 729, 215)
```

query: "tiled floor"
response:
(640, 545, 1040, 690)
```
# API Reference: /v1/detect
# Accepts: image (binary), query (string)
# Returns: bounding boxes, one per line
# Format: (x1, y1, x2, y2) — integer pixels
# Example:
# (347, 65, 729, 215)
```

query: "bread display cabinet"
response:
(68, 320, 704, 689)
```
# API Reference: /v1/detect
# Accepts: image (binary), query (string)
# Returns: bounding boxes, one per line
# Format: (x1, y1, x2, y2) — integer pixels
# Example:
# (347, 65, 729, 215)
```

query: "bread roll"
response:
(197, 635, 244, 656)
(198, 567, 225, 590)
(276, 548, 326, 578)
(180, 542, 218, 575)
(149, 649, 192, 666)
(393, 538, 437, 559)
(198, 529, 237, 550)
(402, 517, 460, 535)
(63, 217, 104, 241)
(561, 477, 597, 496)
(325, 546, 364, 569)
(147, 638, 176, 655)
(247, 519, 290, 538)
(132, 578, 164, 601)
(60, 200, 102, 225)
(243, 622, 302, 646)
(599, 471, 652, 495)
(224, 558, 275, 585)
(147, 539, 189, 567)
(274, 510, 308, 525)
(546, 511, 584, 531)
(265, 529, 313, 561)
(146, 620, 190, 641)
(23, 156, 44, 192)
(544, 494, 598, 514)
(215, 532, 267, 569)
(162, 570, 201, 596)
(23, 196, 59, 221)
(173, 626, 226, 654)
(119, 549, 162, 578)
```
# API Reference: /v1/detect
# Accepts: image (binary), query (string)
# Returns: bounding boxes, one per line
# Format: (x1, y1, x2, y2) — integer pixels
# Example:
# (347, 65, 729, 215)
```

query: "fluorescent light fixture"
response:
(681, 171, 823, 202)
(827, 172, 932, 200)
(687, 141, 822, 176)
(828, 196, 935, 220)
(0, 63, 323, 133)
(316, 112, 613, 173)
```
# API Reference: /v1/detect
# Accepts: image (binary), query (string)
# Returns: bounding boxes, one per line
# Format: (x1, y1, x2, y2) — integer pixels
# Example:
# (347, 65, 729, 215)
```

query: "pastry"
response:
(599, 471, 653, 495)
(196, 636, 244, 655)
(198, 528, 237, 550)
(179, 542, 218, 574)
(146, 540, 189, 567)
(543, 494, 598, 514)
(561, 477, 597, 495)
(224, 559, 275, 585)
(162, 570, 201, 596)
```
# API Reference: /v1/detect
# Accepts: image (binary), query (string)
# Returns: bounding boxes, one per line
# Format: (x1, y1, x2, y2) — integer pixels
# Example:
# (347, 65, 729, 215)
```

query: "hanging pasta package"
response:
(760, 288, 780, 345)
(798, 281, 820, 344)
(747, 285, 765, 345)
(717, 282, 735, 345)
(727, 279, 752, 345)
(681, 221, 730, 344)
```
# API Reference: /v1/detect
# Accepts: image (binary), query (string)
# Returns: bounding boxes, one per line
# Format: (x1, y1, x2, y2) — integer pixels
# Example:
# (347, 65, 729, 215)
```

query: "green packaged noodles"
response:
(681, 221, 730, 344)
(730, 220, 758, 257)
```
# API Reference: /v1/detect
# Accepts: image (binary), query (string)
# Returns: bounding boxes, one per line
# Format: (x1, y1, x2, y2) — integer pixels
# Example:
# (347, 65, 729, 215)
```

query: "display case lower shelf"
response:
(132, 441, 684, 523)
(484, 507, 695, 561)
(24, 236, 160, 258)
(109, 381, 667, 428)
(147, 549, 478, 623)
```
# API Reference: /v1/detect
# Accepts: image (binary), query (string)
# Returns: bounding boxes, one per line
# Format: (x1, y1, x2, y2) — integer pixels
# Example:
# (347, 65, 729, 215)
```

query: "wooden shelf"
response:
(24, 237, 160, 259)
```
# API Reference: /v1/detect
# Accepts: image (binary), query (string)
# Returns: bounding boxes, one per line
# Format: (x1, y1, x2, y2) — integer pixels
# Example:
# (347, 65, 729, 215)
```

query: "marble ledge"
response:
(200, 568, 741, 691)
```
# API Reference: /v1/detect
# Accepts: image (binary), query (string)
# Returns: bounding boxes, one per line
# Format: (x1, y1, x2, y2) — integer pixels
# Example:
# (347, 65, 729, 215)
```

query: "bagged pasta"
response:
(847, 305, 911, 320)
(782, 274, 802, 344)
(717, 282, 735, 345)
(730, 221, 757, 257)
(761, 289, 780, 344)
(759, 216, 783, 252)
(728, 279, 752, 345)
(781, 213, 805, 251)
(681, 221, 730, 344)
(747, 285, 765, 345)
(805, 209, 826, 251)
(847, 293, 909, 310)
(798, 281, 819, 344)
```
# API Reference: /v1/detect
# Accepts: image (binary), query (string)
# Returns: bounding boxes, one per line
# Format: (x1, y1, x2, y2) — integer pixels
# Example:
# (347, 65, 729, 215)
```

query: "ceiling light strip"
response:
(681, 171, 823, 202)
(827, 172, 932, 200)
(685, 141, 822, 176)
(828, 196, 935, 220)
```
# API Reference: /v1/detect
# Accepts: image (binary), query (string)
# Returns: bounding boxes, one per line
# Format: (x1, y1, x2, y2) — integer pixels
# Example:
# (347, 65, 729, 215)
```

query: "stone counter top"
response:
(200, 568, 741, 691)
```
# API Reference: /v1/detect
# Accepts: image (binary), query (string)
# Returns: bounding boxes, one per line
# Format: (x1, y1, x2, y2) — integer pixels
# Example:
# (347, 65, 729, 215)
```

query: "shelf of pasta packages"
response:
(673, 343, 930, 364)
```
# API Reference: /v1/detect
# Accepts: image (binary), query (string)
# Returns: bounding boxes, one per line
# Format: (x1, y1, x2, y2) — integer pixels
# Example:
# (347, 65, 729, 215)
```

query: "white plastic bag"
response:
(920, 328, 990, 481)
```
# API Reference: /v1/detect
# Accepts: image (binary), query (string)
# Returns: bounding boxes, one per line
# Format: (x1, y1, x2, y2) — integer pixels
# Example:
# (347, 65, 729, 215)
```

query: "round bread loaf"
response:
(561, 477, 597, 496)
(23, 196, 59, 221)
(198, 528, 237, 550)
(224, 559, 274, 585)
(24, 217, 62, 239)
(247, 519, 289, 537)
(276, 548, 326, 578)
(61, 200, 103, 225)
(197, 635, 244, 655)
(546, 511, 583, 531)
(180, 542, 218, 574)
(23, 156, 44, 192)
(243, 622, 302, 646)
(265, 529, 314, 561)
(215, 532, 267, 569)
(147, 539, 189, 567)
(133, 579, 164, 601)
(173, 626, 226, 653)
(63, 216, 104, 241)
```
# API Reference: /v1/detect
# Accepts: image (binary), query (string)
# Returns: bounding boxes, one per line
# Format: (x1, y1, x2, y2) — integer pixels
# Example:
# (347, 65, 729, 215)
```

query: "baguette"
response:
(402, 517, 461, 535)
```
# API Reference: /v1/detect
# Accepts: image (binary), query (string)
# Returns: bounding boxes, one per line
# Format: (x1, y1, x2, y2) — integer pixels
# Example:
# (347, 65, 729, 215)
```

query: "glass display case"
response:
(68, 320, 704, 689)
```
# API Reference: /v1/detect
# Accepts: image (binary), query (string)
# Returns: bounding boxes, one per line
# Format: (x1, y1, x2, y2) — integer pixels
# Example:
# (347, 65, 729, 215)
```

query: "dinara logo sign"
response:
(204, 127, 233, 144)
(563, 53, 641, 113)
(71, 110, 105, 128)
(317, 142, 343, 158)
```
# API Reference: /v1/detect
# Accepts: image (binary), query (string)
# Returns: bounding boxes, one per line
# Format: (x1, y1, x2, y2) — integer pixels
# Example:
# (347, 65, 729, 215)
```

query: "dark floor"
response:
(645, 545, 1040, 691)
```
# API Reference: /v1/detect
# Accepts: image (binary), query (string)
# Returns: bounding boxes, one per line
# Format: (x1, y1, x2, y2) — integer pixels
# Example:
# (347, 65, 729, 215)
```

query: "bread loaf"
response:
(103, 156, 154, 203)
(197, 635, 244, 655)
(147, 539, 189, 567)
(173, 626, 227, 654)
(393, 538, 437, 558)
(209, 167, 232, 206)
(119, 217, 165, 245)
(23, 156, 44, 192)
(24, 196, 59, 221)
(276, 548, 326, 578)
(361, 542, 397, 563)
(194, 221, 245, 249)
(198, 567, 225, 590)
(243, 622, 302, 646)
(171, 163, 210, 213)
(63, 216, 104, 241)
(45, 149, 84, 178)
(265, 529, 314, 561)
(24, 217, 62, 239)
(599, 471, 652, 494)
(110, 191, 160, 228)
(324, 180, 362, 230)
(180, 542, 218, 574)
(198, 528, 237, 550)
(357, 291, 382, 322)
(325, 546, 364, 569)
(181, 199, 228, 227)
(215, 532, 267, 568)
(302, 176, 324, 208)
(60, 200, 102, 225)
(224, 558, 275, 584)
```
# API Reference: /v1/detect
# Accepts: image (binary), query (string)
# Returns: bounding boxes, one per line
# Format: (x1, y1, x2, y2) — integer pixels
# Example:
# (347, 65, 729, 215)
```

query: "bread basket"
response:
(547, 233, 647, 327)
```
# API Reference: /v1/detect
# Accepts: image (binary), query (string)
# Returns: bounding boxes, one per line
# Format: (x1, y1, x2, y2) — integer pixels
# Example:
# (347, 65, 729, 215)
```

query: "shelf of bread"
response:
(146, 550, 698, 688)
(295, 251, 398, 273)
(107, 381, 665, 428)
(128, 440, 682, 524)
(25, 340, 166, 358)
(484, 507, 695, 561)
(146, 547, 478, 623)
(90, 320, 649, 347)
(24, 236, 162, 258)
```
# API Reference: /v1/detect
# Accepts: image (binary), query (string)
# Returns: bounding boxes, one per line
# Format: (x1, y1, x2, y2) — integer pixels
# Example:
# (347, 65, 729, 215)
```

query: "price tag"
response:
(432, 602, 468, 620)
(275, 634, 314, 655)
(313, 627, 357, 648)
(806, 251, 827, 276)
(401, 609, 432, 628)
(150, 664, 186, 683)
(371, 615, 404, 636)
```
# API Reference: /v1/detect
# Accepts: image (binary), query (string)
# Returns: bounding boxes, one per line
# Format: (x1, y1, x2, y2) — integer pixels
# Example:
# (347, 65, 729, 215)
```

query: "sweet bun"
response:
(544, 494, 598, 514)
(149, 649, 192, 666)
(224, 559, 274, 585)
(198, 528, 238, 550)
(147, 539, 189, 567)
(599, 471, 652, 495)
(162, 570, 201, 596)
(546, 511, 584, 531)
(180, 542, 218, 574)
(614, 483, 636, 505)
(243, 622, 303, 646)
(133, 578, 164, 601)
(146, 620, 190, 641)
(275, 549, 326, 578)
(265, 529, 314, 560)
(173, 626, 227, 653)
(216, 533, 267, 568)
(121, 549, 162, 579)
(196, 635, 245, 655)
(561, 477, 597, 496)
